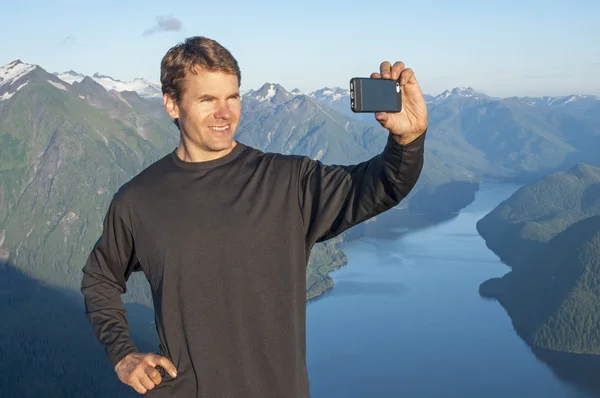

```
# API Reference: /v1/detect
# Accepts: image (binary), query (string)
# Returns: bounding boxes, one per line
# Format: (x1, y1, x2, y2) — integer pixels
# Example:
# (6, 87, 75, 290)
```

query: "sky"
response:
(1, 0, 598, 97)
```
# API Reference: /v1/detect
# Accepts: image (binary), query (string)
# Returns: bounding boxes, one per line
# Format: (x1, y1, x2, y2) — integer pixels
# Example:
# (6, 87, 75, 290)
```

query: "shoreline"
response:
(304, 201, 474, 303)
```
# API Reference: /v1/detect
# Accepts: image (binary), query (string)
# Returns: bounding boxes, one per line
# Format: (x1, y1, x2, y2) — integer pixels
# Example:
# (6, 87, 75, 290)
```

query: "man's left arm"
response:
(298, 61, 428, 246)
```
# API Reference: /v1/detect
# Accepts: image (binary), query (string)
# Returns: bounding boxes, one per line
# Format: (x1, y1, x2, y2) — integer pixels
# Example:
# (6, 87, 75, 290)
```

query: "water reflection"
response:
(530, 345, 600, 397)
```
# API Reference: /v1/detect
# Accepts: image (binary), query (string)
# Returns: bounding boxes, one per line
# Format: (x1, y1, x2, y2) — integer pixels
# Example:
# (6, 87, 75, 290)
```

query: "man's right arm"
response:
(80, 188, 140, 371)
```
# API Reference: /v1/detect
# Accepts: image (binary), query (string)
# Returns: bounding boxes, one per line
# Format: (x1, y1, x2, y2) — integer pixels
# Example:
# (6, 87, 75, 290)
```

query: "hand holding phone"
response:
(349, 77, 402, 113)
(349, 61, 428, 144)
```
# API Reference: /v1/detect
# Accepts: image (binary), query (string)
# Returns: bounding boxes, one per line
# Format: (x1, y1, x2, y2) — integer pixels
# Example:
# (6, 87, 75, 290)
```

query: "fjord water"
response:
(306, 183, 598, 398)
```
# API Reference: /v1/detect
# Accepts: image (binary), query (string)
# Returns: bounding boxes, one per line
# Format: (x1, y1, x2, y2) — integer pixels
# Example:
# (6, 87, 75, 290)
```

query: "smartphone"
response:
(349, 77, 402, 113)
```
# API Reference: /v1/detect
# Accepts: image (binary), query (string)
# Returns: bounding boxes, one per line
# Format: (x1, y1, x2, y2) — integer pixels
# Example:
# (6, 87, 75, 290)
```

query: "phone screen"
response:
(354, 78, 401, 112)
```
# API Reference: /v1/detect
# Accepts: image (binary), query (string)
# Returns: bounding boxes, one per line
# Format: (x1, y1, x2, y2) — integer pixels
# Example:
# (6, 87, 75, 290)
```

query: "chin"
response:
(208, 137, 234, 151)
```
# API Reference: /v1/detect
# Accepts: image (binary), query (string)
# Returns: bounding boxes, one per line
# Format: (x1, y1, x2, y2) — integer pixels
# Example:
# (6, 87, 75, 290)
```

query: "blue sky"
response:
(1, 0, 598, 97)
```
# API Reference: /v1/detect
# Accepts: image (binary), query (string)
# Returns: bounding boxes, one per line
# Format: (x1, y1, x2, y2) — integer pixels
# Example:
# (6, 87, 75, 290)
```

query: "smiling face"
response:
(164, 66, 242, 161)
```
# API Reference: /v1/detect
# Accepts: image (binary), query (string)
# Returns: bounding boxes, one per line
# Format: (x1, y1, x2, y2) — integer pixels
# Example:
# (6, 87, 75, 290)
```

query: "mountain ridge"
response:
(7, 59, 599, 106)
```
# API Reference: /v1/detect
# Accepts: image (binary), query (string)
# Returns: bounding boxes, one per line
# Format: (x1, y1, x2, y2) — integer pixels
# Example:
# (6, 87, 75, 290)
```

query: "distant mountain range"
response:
(2, 57, 599, 303)
(53, 69, 162, 99)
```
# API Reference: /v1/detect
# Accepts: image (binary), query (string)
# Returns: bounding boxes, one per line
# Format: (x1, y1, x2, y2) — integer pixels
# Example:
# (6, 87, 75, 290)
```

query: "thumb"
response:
(156, 355, 178, 378)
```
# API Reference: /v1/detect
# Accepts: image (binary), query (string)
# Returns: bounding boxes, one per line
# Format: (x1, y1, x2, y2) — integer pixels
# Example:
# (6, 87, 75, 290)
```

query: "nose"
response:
(214, 100, 231, 120)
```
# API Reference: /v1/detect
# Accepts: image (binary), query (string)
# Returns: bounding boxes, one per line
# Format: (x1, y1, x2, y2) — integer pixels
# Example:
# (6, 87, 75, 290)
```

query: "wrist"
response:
(391, 129, 426, 146)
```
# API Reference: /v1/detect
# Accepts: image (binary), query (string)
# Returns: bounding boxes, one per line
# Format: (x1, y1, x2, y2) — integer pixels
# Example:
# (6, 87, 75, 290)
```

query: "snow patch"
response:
(0, 92, 14, 101)
(92, 74, 161, 98)
(48, 80, 67, 91)
(1, 80, 31, 101)
(257, 84, 276, 102)
(61, 211, 79, 244)
(55, 71, 85, 84)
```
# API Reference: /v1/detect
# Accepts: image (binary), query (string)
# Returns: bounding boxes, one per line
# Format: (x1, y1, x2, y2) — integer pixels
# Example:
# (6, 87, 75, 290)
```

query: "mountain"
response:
(243, 82, 295, 106)
(307, 86, 375, 125)
(476, 164, 600, 355)
(425, 91, 600, 180)
(0, 60, 178, 307)
(42, 68, 600, 186)
(477, 163, 600, 267)
(54, 70, 162, 99)
(288, 84, 600, 183)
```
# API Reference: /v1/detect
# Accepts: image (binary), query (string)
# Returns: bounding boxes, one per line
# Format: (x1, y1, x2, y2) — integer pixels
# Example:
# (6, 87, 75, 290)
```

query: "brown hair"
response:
(160, 36, 242, 103)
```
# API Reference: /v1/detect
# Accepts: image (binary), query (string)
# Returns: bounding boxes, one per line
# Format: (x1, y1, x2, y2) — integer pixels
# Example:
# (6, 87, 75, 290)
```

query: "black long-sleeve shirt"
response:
(80, 130, 426, 397)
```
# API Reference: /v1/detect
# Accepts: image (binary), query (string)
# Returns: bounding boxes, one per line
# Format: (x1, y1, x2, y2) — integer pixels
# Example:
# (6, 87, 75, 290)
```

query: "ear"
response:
(163, 93, 180, 120)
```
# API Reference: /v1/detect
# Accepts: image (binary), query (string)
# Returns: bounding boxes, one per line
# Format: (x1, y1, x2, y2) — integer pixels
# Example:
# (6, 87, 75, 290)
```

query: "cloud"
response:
(143, 15, 183, 36)
(60, 36, 77, 47)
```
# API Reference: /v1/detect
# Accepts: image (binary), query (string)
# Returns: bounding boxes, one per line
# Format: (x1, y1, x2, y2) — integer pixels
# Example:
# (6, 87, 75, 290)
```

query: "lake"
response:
(305, 183, 600, 398)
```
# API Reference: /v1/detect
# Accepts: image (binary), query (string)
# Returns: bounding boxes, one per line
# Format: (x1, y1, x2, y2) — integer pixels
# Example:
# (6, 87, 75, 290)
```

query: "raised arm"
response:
(299, 129, 425, 244)
(80, 187, 140, 370)
(298, 60, 428, 245)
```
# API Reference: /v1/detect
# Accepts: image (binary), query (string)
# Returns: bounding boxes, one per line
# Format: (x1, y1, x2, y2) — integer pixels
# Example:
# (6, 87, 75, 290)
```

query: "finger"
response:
(398, 68, 415, 86)
(156, 356, 178, 378)
(130, 379, 148, 395)
(139, 372, 157, 391)
(370, 72, 381, 79)
(391, 61, 405, 80)
(146, 365, 163, 385)
(379, 61, 392, 79)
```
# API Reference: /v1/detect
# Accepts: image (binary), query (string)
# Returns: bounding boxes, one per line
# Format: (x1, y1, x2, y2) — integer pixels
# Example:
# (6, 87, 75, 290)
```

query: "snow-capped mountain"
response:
(1, 60, 38, 101)
(0, 60, 71, 102)
(54, 70, 85, 85)
(243, 83, 294, 106)
(3, 59, 599, 114)
(430, 87, 491, 103)
(521, 94, 600, 107)
(0, 60, 37, 89)
(308, 87, 349, 103)
(53, 70, 161, 99)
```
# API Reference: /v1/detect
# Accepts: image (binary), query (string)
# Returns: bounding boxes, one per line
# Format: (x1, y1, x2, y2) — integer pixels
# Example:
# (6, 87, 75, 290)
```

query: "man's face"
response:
(164, 67, 241, 158)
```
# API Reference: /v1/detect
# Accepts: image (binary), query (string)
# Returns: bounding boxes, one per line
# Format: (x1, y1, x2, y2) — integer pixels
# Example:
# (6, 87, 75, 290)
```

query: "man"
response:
(81, 36, 428, 397)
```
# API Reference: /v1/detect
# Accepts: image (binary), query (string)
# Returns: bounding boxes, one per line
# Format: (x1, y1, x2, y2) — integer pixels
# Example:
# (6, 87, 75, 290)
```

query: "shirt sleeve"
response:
(80, 187, 141, 370)
(298, 130, 426, 245)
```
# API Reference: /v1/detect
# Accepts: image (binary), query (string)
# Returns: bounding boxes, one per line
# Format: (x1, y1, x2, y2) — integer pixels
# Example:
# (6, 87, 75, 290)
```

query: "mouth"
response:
(209, 125, 230, 134)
